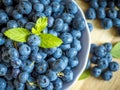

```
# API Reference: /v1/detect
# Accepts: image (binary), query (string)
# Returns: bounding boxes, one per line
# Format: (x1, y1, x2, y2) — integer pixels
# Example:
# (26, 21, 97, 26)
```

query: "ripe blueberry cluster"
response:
(86, 43, 119, 81)
(0, 0, 86, 90)
(84, 0, 120, 31)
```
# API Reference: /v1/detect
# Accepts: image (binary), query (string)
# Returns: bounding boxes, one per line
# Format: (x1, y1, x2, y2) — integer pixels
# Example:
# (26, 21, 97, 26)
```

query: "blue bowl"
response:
(63, 0, 91, 89)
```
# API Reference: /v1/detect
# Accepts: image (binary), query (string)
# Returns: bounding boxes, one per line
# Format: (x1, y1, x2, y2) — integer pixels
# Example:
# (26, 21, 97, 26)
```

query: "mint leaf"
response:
(32, 17, 48, 35)
(111, 42, 120, 58)
(78, 70, 91, 80)
(39, 34, 63, 48)
(4, 28, 31, 42)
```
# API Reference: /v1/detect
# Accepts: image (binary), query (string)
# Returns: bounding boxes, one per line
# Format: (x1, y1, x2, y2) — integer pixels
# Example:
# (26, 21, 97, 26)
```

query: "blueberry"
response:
(12, 68, 20, 78)
(87, 23, 93, 32)
(98, 0, 107, 8)
(11, 58, 22, 68)
(103, 42, 112, 52)
(30, 0, 39, 3)
(2, 0, 13, 6)
(46, 70, 58, 81)
(47, 57, 56, 66)
(86, 59, 91, 70)
(66, 2, 78, 14)
(85, 8, 96, 20)
(0, 10, 9, 25)
(53, 48, 62, 59)
(61, 13, 74, 24)
(2, 51, 11, 63)
(109, 61, 119, 72)
(66, 48, 77, 58)
(40, 0, 50, 5)
(90, 44, 97, 54)
(68, 57, 79, 68)
(14, 79, 25, 90)
(32, 12, 45, 22)
(52, 58, 68, 72)
(0, 64, 7, 76)
(60, 33, 73, 44)
(48, 17, 54, 28)
(108, 1, 115, 8)
(90, 0, 99, 9)
(62, 23, 69, 32)
(6, 81, 14, 90)
(62, 69, 73, 82)
(21, 60, 34, 73)
(71, 30, 81, 39)
(37, 75, 50, 88)
(5, 6, 13, 16)
(97, 58, 109, 70)
(51, 1, 60, 13)
(26, 77, 37, 90)
(25, 22, 35, 30)
(101, 18, 113, 29)
(27, 34, 41, 46)
(1, 27, 7, 33)
(33, 3, 44, 12)
(113, 18, 120, 28)
(96, 7, 106, 19)
(91, 66, 102, 77)
(44, 6, 52, 16)
(0, 37, 5, 46)
(60, 44, 70, 51)
(0, 78, 6, 90)
(102, 70, 113, 81)
(19, 55, 29, 61)
(17, 1, 32, 14)
(30, 52, 42, 63)
(35, 60, 48, 74)
(106, 8, 117, 19)
(72, 39, 82, 51)
(12, 10, 23, 20)
(53, 78, 63, 90)
(17, 17, 28, 27)
(8, 48, 19, 59)
(7, 20, 18, 29)
(104, 53, 112, 63)
(48, 29, 58, 36)
(43, 47, 57, 55)
(19, 72, 29, 83)
(19, 44, 31, 56)
(72, 17, 86, 30)
(46, 83, 54, 90)
(54, 18, 64, 32)
(95, 45, 107, 57)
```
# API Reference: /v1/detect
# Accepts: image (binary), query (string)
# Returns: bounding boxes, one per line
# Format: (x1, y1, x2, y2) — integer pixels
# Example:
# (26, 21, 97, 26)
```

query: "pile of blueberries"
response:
(84, 0, 120, 31)
(0, 0, 86, 90)
(86, 43, 119, 81)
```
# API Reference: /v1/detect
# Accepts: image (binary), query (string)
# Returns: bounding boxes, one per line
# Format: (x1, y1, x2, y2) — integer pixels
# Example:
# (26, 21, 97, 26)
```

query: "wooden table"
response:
(70, 0, 120, 90)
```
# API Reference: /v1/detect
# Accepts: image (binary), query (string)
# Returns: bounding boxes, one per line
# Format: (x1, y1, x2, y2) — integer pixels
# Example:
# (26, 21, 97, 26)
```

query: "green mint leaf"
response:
(32, 17, 48, 35)
(4, 28, 31, 42)
(39, 34, 63, 48)
(111, 42, 120, 58)
(78, 70, 91, 80)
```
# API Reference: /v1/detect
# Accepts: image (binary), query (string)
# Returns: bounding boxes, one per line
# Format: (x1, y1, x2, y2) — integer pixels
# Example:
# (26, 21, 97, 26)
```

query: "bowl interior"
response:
(62, 0, 91, 89)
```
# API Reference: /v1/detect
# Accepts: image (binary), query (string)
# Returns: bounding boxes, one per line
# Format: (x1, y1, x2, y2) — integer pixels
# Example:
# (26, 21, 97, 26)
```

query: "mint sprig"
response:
(78, 70, 91, 80)
(4, 28, 31, 42)
(111, 42, 120, 58)
(4, 17, 63, 48)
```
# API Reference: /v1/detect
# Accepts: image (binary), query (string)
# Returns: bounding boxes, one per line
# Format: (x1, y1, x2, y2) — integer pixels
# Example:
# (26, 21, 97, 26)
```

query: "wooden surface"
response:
(70, 1, 120, 90)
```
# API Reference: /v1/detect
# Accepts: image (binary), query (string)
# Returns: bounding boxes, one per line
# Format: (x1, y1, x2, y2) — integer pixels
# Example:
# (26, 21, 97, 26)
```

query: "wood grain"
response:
(70, 0, 120, 90)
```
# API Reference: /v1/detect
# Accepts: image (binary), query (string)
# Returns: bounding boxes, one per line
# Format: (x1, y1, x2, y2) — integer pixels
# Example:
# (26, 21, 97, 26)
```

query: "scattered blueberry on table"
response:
(0, 0, 86, 90)
(84, 0, 120, 32)
(86, 43, 119, 81)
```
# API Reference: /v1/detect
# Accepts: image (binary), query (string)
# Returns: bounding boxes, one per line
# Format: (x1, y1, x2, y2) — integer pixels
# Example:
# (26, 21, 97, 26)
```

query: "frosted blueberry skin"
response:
(91, 66, 102, 77)
(102, 70, 113, 81)
(109, 61, 119, 72)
